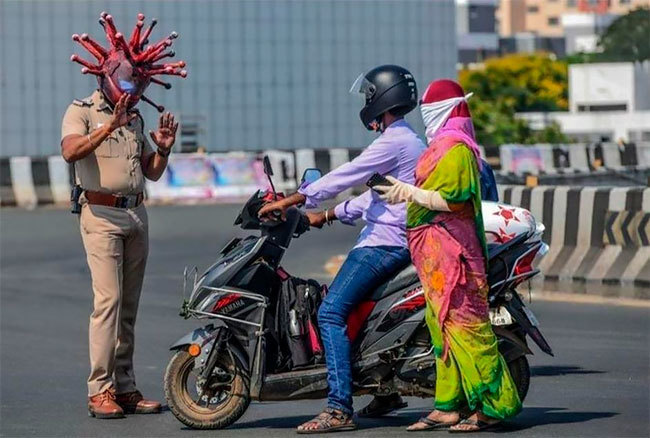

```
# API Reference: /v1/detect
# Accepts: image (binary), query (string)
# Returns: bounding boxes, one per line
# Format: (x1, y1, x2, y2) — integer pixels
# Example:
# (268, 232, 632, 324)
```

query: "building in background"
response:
(499, 32, 565, 57)
(0, 0, 457, 157)
(497, 0, 647, 37)
(518, 62, 650, 142)
(495, 0, 527, 35)
(456, 0, 500, 64)
(561, 12, 617, 53)
(496, 0, 648, 55)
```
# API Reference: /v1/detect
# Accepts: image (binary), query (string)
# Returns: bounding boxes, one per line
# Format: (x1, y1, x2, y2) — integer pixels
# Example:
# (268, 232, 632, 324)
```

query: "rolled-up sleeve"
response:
(298, 137, 397, 208)
(334, 190, 372, 225)
(61, 104, 89, 141)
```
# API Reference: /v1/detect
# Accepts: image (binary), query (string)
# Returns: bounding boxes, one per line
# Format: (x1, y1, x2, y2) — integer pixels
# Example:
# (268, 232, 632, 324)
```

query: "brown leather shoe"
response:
(88, 389, 125, 419)
(115, 390, 162, 414)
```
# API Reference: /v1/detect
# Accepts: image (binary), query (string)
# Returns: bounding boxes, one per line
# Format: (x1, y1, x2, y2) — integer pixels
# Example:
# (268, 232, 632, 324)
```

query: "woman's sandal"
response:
(407, 417, 457, 432)
(448, 418, 502, 433)
(296, 408, 358, 434)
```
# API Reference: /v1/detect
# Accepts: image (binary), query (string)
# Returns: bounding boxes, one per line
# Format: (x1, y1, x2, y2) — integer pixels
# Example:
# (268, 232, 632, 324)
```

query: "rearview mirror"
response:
(263, 155, 274, 176)
(301, 168, 322, 185)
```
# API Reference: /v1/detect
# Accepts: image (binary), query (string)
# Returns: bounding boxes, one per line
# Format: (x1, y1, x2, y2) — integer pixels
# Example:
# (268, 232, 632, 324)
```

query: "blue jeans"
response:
(318, 245, 411, 415)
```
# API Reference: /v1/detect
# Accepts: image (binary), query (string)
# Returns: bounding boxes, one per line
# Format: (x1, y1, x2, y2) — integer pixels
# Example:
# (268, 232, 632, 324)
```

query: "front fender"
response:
(170, 324, 249, 373)
(169, 323, 219, 351)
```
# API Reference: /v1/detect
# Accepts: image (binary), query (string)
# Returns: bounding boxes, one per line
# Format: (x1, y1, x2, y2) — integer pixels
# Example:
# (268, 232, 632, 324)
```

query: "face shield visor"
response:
(98, 52, 151, 108)
(349, 73, 376, 103)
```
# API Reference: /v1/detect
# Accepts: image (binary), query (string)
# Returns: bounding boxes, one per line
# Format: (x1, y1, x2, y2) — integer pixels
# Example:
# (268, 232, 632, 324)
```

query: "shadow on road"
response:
(499, 407, 618, 433)
(227, 415, 321, 430)
(229, 413, 418, 431)
(531, 365, 605, 376)
(220, 406, 618, 433)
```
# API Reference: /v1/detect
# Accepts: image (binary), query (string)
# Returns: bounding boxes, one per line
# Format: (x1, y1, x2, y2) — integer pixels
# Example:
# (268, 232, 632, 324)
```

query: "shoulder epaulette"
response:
(72, 97, 94, 107)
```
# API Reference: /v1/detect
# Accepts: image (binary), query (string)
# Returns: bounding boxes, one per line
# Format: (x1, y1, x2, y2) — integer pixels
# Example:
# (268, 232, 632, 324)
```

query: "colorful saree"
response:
(406, 122, 521, 420)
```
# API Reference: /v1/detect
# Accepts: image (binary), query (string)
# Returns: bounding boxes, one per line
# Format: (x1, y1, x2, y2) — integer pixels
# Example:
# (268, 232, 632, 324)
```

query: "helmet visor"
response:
(349, 73, 376, 101)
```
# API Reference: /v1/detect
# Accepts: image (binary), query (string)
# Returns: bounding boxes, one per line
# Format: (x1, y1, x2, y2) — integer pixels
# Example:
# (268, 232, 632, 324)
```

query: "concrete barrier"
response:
(2, 153, 648, 299)
(499, 185, 649, 299)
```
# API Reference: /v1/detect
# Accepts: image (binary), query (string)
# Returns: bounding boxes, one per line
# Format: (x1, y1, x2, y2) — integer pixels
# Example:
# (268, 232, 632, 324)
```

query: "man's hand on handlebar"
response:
(258, 192, 306, 221)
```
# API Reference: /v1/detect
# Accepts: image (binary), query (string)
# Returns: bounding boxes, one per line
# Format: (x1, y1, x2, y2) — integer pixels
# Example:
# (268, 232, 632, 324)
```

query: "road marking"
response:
(324, 254, 346, 277)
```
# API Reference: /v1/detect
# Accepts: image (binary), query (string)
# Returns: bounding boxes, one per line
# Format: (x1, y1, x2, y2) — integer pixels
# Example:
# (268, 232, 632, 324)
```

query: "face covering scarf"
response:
(420, 92, 473, 145)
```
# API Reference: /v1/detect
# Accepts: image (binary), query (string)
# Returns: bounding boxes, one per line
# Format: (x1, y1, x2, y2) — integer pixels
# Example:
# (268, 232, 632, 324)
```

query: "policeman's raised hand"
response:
(150, 112, 178, 152)
(108, 94, 138, 131)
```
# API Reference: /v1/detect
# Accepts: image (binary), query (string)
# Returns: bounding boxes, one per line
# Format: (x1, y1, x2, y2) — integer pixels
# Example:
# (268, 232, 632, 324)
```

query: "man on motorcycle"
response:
(258, 65, 425, 433)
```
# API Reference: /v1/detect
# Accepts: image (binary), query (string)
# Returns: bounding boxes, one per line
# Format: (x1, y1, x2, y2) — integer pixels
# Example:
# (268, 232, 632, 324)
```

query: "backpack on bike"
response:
(276, 277, 325, 370)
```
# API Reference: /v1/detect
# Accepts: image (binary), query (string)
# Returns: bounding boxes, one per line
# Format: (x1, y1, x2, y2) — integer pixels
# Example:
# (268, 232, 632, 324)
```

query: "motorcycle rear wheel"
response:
(507, 355, 530, 402)
(164, 349, 250, 429)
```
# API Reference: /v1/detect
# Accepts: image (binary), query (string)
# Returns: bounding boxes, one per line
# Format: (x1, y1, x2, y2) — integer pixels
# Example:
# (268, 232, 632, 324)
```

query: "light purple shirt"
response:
(298, 119, 426, 249)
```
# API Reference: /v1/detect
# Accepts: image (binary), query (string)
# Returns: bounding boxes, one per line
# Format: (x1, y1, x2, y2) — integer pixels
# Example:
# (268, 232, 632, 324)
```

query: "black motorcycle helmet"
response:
(350, 65, 418, 130)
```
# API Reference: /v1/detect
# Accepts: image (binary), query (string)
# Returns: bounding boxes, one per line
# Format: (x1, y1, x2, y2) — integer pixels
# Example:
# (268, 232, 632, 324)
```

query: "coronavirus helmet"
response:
(71, 11, 187, 112)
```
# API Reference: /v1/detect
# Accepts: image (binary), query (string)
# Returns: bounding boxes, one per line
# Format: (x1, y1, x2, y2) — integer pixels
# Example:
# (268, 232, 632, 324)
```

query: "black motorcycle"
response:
(164, 157, 553, 429)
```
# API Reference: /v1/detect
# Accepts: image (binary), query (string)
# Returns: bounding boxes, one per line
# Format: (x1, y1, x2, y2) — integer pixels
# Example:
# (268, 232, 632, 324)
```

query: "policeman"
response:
(61, 12, 186, 419)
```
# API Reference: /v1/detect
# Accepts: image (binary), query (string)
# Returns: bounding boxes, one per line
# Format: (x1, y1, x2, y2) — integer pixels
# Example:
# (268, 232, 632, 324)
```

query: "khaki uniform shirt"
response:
(61, 90, 154, 195)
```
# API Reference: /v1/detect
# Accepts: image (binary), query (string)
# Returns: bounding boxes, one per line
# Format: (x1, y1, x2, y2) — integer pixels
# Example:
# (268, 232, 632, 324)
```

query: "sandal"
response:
(407, 417, 457, 432)
(296, 408, 358, 434)
(448, 418, 501, 433)
(357, 395, 408, 418)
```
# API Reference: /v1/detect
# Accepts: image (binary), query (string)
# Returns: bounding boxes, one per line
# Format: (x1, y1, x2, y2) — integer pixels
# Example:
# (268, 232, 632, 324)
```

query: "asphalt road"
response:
(1, 204, 649, 437)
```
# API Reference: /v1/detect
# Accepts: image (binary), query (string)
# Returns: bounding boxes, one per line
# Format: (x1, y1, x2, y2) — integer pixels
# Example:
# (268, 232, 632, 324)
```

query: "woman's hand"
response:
(374, 176, 416, 205)
(376, 176, 451, 211)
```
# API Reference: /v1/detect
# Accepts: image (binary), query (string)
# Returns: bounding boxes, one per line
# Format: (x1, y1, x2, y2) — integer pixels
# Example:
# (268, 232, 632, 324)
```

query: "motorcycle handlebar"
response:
(236, 190, 311, 239)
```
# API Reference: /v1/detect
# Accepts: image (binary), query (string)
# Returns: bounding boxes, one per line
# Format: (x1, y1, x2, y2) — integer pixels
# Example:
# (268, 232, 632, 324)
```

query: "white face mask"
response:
(420, 92, 473, 143)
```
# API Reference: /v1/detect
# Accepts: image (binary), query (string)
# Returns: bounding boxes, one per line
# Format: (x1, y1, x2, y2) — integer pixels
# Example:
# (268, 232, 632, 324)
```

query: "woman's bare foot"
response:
(449, 411, 500, 432)
(406, 410, 460, 431)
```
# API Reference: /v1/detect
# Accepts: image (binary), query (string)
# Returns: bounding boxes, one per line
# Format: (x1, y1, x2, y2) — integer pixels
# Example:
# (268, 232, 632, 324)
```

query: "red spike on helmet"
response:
(71, 12, 187, 112)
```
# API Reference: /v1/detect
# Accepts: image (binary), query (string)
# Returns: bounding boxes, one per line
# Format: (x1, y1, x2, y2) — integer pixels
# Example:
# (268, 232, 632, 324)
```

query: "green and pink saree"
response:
(406, 118, 521, 420)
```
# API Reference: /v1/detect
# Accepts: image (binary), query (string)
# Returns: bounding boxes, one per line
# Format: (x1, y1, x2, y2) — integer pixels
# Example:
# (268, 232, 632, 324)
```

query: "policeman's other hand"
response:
(306, 211, 326, 229)
(150, 112, 178, 151)
(108, 94, 138, 131)
(258, 200, 288, 221)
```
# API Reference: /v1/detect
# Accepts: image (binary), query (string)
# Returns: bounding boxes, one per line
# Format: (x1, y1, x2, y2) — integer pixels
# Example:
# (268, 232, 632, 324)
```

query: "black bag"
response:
(276, 277, 325, 370)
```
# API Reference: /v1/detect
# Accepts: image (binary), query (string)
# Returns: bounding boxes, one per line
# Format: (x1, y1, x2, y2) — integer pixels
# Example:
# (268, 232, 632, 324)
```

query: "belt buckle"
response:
(125, 196, 137, 209)
(117, 195, 136, 209)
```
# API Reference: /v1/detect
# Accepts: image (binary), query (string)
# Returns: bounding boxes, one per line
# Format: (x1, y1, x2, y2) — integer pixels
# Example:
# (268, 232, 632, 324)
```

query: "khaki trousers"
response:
(80, 203, 148, 396)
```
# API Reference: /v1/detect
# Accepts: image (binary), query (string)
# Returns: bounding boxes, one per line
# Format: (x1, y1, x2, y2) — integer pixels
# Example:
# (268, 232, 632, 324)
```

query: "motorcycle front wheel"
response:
(164, 349, 250, 429)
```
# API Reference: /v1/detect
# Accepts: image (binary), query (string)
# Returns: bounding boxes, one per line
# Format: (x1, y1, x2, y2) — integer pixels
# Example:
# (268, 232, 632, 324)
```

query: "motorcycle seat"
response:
(370, 264, 419, 301)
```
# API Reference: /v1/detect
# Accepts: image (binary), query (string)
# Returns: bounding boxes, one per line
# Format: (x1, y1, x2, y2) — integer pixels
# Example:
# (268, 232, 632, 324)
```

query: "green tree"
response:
(459, 53, 569, 147)
(597, 7, 650, 63)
